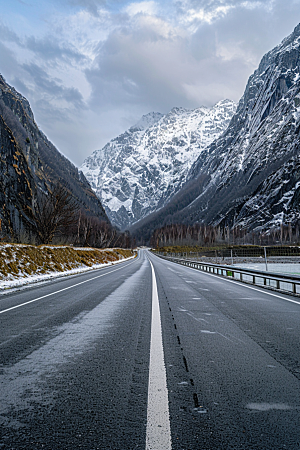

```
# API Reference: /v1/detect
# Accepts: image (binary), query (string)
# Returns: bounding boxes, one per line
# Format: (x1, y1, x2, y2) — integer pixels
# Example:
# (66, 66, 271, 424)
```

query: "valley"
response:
(1, 16, 300, 450)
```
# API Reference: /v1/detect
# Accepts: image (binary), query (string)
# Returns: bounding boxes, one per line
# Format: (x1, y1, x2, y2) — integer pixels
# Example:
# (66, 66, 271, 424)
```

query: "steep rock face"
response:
(81, 100, 236, 229)
(235, 155, 300, 230)
(0, 74, 108, 241)
(131, 23, 300, 241)
(0, 115, 37, 240)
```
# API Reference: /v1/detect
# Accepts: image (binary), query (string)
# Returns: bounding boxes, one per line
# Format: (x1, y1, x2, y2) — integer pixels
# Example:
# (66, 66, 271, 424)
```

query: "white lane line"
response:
(172, 262, 300, 306)
(146, 260, 172, 450)
(0, 260, 135, 315)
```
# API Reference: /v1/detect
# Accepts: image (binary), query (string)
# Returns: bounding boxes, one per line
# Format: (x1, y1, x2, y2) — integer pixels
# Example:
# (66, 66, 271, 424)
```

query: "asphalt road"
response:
(0, 250, 299, 449)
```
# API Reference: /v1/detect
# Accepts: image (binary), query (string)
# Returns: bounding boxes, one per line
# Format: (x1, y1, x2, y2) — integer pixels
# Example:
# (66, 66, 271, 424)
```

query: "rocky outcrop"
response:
(0, 114, 37, 240)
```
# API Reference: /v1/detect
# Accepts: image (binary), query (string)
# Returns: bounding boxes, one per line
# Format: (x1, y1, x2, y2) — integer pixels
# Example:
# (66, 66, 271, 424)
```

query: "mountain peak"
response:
(169, 106, 190, 115)
(81, 99, 236, 229)
(130, 112, 164, 131)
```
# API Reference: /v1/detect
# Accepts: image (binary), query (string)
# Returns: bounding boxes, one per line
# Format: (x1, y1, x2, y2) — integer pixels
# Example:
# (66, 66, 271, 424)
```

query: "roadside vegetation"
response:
(0, 243, 135, 283)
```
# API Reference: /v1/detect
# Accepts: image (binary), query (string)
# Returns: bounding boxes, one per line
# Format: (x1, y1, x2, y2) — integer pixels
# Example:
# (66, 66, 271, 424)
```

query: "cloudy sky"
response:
(0, 0, 300, 166)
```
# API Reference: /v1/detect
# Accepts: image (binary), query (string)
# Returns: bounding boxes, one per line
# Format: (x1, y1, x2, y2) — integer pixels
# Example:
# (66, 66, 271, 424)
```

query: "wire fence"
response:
(157, 246, 300, 260)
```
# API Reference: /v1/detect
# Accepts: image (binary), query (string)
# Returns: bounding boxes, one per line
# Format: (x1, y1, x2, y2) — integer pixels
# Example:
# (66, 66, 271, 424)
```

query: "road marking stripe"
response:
(0, 260, 135, 315)
(146, 260, 172, 450)
(173, 261, 300, 306)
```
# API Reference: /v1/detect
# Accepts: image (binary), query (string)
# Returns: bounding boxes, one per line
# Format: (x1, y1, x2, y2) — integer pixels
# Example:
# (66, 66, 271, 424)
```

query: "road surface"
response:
(0, 249, 299, 449)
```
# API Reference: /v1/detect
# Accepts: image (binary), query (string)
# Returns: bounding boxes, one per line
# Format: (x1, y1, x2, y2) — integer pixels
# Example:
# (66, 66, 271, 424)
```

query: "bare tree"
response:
(33, 184, 79, 244)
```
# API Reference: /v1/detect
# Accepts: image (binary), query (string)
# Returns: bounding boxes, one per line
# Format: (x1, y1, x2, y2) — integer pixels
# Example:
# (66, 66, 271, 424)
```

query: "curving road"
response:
(0, 250, 299, 449)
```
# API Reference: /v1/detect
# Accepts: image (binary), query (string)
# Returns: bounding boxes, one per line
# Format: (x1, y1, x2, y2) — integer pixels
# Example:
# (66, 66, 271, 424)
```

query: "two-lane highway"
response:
(0, 250, 299, 449)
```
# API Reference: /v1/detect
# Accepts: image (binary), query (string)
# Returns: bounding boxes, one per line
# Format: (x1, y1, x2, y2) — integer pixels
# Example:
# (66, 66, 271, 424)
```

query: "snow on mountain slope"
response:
(186, 23, 300, 231)
(80, 100, 236, 229)
(130, 23, 300, 242)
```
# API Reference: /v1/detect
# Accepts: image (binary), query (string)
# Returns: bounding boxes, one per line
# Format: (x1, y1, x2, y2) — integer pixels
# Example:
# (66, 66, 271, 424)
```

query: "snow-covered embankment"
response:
(0, 244, 136, 290)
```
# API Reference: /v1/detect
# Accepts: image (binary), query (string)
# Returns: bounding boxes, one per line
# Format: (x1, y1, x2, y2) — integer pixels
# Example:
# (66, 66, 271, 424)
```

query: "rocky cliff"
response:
(0, 74, 108, 242)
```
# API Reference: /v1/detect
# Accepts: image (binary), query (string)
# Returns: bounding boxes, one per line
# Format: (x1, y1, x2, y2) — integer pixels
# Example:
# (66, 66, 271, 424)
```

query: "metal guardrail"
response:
(154, 253, 300, 297)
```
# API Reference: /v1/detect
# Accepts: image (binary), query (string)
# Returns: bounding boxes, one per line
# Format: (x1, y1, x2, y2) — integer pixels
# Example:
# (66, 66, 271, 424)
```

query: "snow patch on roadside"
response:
(0, 244, 136, 292)
(0, 256, 135, 292)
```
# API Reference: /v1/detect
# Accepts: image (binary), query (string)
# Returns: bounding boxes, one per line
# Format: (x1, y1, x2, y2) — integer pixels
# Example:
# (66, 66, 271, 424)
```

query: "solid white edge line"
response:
(162, 257, 300, 306)
(146, 259, 172, 450)
(0, 259, 135, 315)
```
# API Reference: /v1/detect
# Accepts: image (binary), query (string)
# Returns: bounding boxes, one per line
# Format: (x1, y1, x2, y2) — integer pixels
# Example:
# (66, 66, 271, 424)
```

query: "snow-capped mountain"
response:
(80, 99, 236, 229)
(130, 23, 300, 242)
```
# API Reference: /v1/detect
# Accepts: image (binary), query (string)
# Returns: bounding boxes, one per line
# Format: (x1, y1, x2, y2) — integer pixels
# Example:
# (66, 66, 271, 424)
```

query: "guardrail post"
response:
(293, 283, 296, 294)
(277, 280, 280, 289)
(240, 273, 243, 281)
(253, 275, 255, 284)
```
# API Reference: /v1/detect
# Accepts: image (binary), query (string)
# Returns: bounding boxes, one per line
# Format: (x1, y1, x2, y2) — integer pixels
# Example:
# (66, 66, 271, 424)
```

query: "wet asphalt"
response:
(0, 250, 299, 449)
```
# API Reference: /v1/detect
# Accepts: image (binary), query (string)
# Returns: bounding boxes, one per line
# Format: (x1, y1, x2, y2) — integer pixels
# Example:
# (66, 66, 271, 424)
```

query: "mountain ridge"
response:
(81, 99, 237, 229)
(130, 23, 300, 242)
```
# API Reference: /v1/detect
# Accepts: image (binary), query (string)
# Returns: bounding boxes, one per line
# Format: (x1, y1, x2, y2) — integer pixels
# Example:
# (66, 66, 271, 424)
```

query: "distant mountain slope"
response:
(130, 23, 300, 242)
(80, 100, 236, 229)
(0, 74, 108, 241)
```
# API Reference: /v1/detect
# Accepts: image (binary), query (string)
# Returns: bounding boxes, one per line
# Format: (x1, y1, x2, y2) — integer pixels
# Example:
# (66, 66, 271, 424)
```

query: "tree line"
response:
(0, 183, 133, 248)
(150, 222, 300, 248)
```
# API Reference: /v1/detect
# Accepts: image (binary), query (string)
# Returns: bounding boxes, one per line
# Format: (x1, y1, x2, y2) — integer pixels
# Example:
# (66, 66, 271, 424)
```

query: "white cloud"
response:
(183, 5, 234, 26)
(124, 1, 158, 16)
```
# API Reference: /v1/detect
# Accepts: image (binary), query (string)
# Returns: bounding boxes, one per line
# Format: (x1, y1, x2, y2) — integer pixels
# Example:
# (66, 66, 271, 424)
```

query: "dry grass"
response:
(0, 244, 135, 281)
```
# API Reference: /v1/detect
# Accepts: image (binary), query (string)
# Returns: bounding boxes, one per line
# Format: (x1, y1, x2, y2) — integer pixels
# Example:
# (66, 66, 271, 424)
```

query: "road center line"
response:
(0, 260, 135, 315)
(146, 260, 172, 450)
